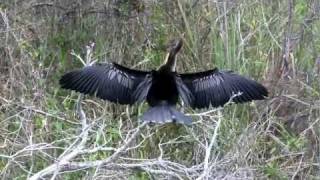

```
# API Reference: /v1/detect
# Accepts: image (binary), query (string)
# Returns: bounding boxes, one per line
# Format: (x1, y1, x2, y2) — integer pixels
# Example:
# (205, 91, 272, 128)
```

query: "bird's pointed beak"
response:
(169, 38, 183, 55)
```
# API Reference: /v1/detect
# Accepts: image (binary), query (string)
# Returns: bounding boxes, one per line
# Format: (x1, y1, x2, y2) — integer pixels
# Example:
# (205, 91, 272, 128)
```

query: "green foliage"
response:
(129, 171, 149, 180)
(278, 125, 307, 152)
(262, 161, 288, 180)
(295, 0, 308, 21)
(1, 0, 319, 179)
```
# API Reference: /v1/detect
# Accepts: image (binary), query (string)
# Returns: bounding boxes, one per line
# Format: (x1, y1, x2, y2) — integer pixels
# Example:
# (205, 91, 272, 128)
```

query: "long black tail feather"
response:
(141, 104, 192, 124)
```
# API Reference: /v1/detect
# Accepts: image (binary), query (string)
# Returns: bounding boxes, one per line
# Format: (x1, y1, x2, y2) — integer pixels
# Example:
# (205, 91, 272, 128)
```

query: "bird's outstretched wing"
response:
(60, 63, 152, 105)
(177, 68, 268, 108)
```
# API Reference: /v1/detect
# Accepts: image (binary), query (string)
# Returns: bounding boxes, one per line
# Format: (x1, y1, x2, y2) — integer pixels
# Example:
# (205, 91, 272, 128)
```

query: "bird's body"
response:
(60, 39, 268, 124)
(147, 70, 179, 106)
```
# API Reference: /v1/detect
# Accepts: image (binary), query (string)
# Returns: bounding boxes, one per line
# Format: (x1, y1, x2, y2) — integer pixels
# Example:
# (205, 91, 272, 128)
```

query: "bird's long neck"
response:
(158, 38, 183, 72)
(159, 51, 177, 72)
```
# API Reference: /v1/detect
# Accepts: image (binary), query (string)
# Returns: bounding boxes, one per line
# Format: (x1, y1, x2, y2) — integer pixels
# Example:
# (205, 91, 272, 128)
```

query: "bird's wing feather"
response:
(177, 68, 268, 108)
(60, 62, 152, 105)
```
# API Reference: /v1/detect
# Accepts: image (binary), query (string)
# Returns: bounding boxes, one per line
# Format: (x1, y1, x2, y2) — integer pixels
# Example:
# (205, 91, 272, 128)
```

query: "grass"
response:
(0, 0, 319, 179)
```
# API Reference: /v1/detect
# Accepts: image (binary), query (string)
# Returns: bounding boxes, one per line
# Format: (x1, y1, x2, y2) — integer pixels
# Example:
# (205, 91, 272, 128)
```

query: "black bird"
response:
(60, 39, 268, 124)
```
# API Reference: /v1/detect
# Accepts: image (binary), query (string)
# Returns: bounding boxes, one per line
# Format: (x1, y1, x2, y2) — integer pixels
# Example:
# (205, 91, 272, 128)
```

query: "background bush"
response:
(0, 0, 319, 179)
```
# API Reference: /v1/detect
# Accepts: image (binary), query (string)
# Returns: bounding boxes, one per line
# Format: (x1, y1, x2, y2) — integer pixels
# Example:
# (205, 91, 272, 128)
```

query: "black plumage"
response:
(60, 39, 268, 124)
(60, 63, 152, 105)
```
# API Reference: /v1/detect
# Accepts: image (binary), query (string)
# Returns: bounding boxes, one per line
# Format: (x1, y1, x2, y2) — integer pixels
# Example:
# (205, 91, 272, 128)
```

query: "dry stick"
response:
(50, 94, 88, 180)
(281, 0, 294, 79)
(95, 122, 147, 168)
(196, 110, 223, 180)
(49, 44, 96, 179)
(65, 160, 185, 179)
(29, 44, 92, 180)
(194, 94, 241, 180)
(0, 96, 77, 125)
(28, 122, 146, 180)
(29, 93, 89, 180)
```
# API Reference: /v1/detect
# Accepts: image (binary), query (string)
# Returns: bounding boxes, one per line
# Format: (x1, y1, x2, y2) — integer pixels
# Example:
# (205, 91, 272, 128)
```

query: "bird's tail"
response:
(141, 104, 192, 124)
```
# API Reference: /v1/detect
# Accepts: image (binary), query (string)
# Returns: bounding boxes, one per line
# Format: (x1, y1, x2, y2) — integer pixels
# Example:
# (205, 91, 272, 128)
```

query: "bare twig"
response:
(29, 122, 147, 180)
(29, 44, 94, 180)
(281, 0, 294, 79)
(196, 110, 223, 180)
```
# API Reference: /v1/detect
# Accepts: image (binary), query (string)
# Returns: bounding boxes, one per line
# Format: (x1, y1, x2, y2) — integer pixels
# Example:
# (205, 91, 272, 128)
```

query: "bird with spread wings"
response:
(60, 39, 268, 124)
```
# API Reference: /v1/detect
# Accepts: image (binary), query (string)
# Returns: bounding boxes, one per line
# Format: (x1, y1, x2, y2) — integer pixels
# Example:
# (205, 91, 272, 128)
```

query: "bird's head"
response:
(167, 38, 183, 55)
(160, 38, 183, 72)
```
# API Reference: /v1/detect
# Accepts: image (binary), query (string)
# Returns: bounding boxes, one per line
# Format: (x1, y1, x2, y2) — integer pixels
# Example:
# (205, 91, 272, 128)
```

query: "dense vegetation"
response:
(0, 0, 319, 179)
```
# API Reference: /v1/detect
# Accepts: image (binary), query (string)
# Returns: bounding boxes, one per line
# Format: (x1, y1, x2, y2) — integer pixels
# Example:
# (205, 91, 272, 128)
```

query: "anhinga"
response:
(60, 39, 268, 124)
